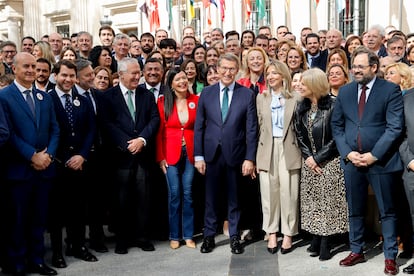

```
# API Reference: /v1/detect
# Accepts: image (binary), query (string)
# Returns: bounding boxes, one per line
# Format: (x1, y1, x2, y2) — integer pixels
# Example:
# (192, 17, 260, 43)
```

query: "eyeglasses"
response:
(219, 66, 238, 74)
(351, 64, 371, 70)
(2, 50, 16, 55)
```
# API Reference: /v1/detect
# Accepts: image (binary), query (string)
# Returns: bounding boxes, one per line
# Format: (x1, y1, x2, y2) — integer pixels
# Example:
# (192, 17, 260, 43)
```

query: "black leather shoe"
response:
(200, 236, 215, 253)
(27, 264, 57, 276)
(10, 268, 26, 276)
(267, 247, 278, 254)
(400, 251, 413, 259)
(280, 247, 293, 254)
(90, 242, 109, 253)
(51, 252, 67, 268)
(403, 263, 414, 274)
(72, 247, 98, 262)
(136, 240, 155, 251)
(115, 243, 128, 254)
(230, 237, 244, 254)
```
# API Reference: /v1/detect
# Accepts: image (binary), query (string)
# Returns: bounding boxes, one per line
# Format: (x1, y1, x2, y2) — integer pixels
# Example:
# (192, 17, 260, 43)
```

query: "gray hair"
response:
(368, 24, 385, 37)
(113, 33, 131, 47)
(217, 53, 240, 69)
(75, 59, 92, 77)
(118, 57, 139, 73)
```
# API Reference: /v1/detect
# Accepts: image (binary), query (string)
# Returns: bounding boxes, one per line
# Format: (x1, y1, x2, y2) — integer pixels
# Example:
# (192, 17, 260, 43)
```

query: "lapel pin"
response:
(36, 93, 43, 100)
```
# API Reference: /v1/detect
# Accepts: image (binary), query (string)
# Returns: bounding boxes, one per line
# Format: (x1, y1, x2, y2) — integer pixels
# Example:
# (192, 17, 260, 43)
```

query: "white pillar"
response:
(7, 16, 21, 46)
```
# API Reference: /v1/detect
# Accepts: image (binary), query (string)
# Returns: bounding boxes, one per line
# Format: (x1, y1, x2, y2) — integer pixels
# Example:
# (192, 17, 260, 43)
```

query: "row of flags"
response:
(136, 0, 266, 31)
(136, 0, 346, 31)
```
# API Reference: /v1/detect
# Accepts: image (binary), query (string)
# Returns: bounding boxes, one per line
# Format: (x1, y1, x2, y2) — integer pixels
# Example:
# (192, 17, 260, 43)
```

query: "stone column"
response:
(7, 16, 21, 46)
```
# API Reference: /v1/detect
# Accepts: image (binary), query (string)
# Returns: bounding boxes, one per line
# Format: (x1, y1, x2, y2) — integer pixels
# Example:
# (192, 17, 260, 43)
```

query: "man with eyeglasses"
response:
(194, 53, 257, 255)
(331, 46, 403, 275)
(0, 41, 17, 75)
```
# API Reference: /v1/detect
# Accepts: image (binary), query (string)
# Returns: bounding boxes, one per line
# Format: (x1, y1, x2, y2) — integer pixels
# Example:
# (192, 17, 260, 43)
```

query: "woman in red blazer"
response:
(156, 69, 199, 250)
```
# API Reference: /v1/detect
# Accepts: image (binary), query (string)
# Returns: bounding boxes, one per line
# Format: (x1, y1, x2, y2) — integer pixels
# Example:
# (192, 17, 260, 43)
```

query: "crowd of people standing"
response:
(0, 22, 414, 276)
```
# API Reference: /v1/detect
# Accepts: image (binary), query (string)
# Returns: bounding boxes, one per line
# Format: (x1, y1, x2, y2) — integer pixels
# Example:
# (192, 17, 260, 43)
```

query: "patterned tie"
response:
(149, 87, 155, 94)
(221, 87, 229, 122)
(127, 90, 135, 121)
(24, 90, 35, 116)
(357, 85, 367, 151)
(64, 94, 74, 130)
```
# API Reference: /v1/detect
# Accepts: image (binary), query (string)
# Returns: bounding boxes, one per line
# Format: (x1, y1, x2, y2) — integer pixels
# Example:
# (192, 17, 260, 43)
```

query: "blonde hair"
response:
(301, 68, 330, 98)
(264, 60, 293, 99)
(34, 41, 56, 65)
(385, 62, 412, 90)
(241, 46, 269, 78)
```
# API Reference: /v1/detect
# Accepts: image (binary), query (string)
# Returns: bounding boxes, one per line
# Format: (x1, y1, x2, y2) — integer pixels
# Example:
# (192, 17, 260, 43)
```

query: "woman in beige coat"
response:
(256, 60, 302, 254)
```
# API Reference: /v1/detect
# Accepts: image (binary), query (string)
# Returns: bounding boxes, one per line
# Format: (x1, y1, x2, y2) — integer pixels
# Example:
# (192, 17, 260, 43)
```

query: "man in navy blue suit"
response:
(331, 46, 403, 276)
(0, 52, 59, 276)
(194, 53, 258, 254)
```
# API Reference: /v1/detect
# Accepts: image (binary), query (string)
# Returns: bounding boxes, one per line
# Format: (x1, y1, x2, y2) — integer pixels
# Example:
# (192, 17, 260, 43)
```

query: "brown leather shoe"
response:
(339, 252, 366, 266)
(384, 259, 398, 275)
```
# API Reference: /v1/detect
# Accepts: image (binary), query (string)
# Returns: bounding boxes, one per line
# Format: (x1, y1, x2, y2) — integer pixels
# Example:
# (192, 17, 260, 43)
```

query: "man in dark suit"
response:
(73, 59, 110, 254)
(399, 88, 414, 274)
(305, 33, 328, 71)
(0, 99, 9, 271)
(138, 57, 169, 241)
(194, 53, 258, 255)
(48, 59, 97, 268)
(100, 57, 160, 254)
(33, 58, 55, 93)
(331, 46, 403, 275)
(0, 52, 59, 275)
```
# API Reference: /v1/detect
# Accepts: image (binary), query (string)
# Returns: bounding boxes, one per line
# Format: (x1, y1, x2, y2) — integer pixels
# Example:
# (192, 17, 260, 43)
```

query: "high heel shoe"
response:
(185, 239, 196, 249)
(267, 233, 278, 254)
(170, 240, 180, 249)
(267, 247, 278, 254)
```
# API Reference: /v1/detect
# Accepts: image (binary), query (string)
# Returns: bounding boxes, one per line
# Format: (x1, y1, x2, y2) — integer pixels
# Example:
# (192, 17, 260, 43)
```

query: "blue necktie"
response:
(24, 90, 35, 116)
(221, 87, 229, 121)
(64, 94, 74, 130)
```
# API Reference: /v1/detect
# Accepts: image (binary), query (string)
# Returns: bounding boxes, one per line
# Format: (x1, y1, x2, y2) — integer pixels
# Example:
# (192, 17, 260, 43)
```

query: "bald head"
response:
(326, 29, 343, 50)
(49, 32, 63, 56)
(13, 52, 36, 88)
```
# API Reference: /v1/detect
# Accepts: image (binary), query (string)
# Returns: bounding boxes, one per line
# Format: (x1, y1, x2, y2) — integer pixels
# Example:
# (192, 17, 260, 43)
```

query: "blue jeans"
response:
(166, 146, 195, 241)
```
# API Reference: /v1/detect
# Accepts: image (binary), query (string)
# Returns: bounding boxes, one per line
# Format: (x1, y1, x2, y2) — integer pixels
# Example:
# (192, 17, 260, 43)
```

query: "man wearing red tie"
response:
(331, 46, 403, 276)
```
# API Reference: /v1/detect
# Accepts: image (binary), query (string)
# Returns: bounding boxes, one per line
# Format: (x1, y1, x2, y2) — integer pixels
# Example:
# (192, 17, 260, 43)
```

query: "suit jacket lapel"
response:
(11, 85, 36, 123)
(283, 97, 295, 139)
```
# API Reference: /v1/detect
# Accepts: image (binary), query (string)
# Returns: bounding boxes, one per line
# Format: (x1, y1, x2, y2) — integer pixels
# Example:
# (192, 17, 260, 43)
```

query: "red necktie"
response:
(357, 85, 367, 151)
(358, 85, 367, 119)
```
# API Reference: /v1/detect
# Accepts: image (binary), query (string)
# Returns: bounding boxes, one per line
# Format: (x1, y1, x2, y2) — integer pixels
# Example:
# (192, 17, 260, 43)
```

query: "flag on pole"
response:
(219, 0, 225, 22)
(336, 0, 345, 12)
(244, 0, 251, 22)
(285, 0, 290, 13)
(149, 0, 160, 31)
(137, 0, 149, 18)
(314, 0, 320, 8)
(166, 0, 172, 30)
(256, 0, 265, 20)
(203, 0, 217, 7)
(187, 0, 195, 23)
